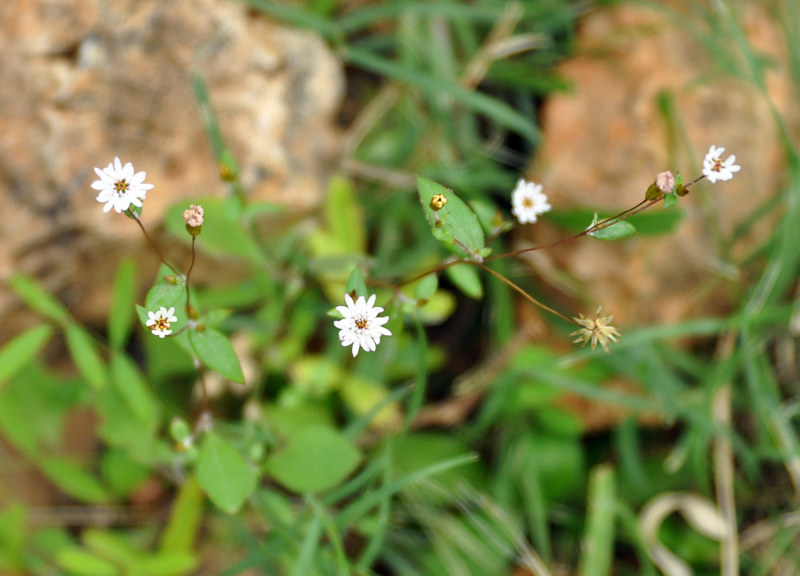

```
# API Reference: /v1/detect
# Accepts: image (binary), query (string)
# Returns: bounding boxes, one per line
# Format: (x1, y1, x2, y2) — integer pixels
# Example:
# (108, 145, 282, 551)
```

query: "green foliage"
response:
(6, 0, 798, 574)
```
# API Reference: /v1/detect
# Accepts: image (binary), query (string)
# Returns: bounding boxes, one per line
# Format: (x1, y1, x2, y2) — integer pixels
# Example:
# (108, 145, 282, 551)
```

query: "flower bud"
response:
(430, 193, 447, 211)
(183, 204, 204, 236)
(656, 171, 675, 193)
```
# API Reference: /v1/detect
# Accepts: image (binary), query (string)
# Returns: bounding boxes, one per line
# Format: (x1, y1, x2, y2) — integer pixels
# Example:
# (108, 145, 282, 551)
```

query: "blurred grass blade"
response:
(9, 274, 70, 325)
(108, 259, 136, 351)
(345, 48, 539, 143)
(578, 464, 616, 576)
(0, 325, 53, 387)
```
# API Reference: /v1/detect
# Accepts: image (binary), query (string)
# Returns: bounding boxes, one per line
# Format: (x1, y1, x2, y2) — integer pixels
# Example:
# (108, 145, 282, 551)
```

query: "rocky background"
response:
(0, 0, 343, 341)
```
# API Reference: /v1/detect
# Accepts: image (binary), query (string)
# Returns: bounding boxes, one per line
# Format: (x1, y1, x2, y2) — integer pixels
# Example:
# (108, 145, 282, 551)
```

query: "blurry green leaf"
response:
(290, 355, 342, 396)
(0, 324, 53, 386)
(345, 266, 368, 298)
(414, 290, 456, 325)
(197, 432, 256, 513)
(517, 431, 585, 501)
(169, 418, 193, 445)
(65, 324, 107, 390)
(0, 504, 25, 571)
(548, 208, 680, 235)
(188, 328, 245, 384)
(132, 553, 198, 576)
(327, 175, 366, 254)
(9, 274, 70, 324)
(391, 433, 485, 502)
(161, 476, 204, 554)
(56, 548, 119, 576)
(591, 218, 637, 240)
(663, 192, 678, 208)
(108, 259, 136, 350)
(445, 263, 483, 299)
(38, 457, 108, 503)
(165, 198, 264, 264)
(413, 273, 438, 302)
(340, 377, 402, 431)
(265, 426, 361, 493)
(110, 353, 159, 425)
(101, 449, 150, 497)
(263, 401, 336, 440)
(418, 177, 486, 260)
(83, 530, 135, 566)
(142, 272, 187, 323)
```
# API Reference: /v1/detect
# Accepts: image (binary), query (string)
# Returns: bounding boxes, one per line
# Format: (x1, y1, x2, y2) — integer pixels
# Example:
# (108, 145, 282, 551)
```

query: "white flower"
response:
(91, 157, 154, 213)
(334, 294, 392, 357)
(146, 306, 177, 338)
(511, 179, 551, 224)
(702, 145, 741, 183)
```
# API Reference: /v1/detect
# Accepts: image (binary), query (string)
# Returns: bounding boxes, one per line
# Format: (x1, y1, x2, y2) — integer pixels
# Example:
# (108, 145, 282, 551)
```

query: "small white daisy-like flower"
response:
(570, 307, 621, 353)
(511, 179, 551, 224)
(334, 294, 392, 357)
(146, 306, 177, 338)
(702, 145, 741, 184)
(91, 157, 154, 213)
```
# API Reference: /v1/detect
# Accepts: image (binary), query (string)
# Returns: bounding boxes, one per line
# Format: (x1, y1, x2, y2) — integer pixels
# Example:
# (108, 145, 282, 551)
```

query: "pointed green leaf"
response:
(108, 259, 137, 350)
(345, 266, 368, 298)
(188, 328, 244, 384)
(56, 548, 119, 576)
(161, 476, 204, 553)
(445, 263, 483, 299)
(590, 220, 637, 240)
(197, 432, 256, 513)
(413, 273, 438, 302)
(65, 324, 107, 390)
(418, 177, 486, 260)
(327, 175, 365, 254)
(264, 426, 361, 494)
(0, 325, 53, 386)
(663, 192, 678, 208)
(39, 456, 108, 503)
(9, 274, 70, 324)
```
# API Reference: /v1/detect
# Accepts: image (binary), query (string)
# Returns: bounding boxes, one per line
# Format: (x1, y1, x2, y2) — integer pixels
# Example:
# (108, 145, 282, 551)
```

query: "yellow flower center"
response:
(114, 179, 129, 194)
(522, 197, 534, 208)
(155, 318, 170, 331)
(355, 317, 368, 330)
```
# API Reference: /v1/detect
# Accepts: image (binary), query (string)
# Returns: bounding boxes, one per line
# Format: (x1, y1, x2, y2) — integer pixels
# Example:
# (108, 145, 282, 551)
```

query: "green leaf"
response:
(445, 263, 483, 299)
(65, 324, 107, 390)
(590, 218, 638, 240)
(196, 432, 256, 513)
(663, 192, 678, 208)
(101, 449, 150, 497)
(160, 476, 204, 554)
(56, 548, 119, 576)
(164, 198, 265, 264)
(327, 175, 366, 254)
(188, 328, 245, 384)
(345, 266, 368, 298)
(9, 274, 70, 324)
(38, 456, 108, 503)
(418, 177, 485, 260)
(0, 324, 53, 386)
(265, 426, 361, 494)
(143, 272, 187, 324)
(0, 504, 25, 571)
(413, 273, 438, 302)
(131, 553, 198, 576)
(108, 259, 137, 350)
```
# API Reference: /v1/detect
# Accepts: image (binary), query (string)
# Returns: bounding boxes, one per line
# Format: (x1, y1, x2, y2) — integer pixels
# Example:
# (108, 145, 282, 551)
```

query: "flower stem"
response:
(128, 209, 182, 276)
(477, 263, 576, 325)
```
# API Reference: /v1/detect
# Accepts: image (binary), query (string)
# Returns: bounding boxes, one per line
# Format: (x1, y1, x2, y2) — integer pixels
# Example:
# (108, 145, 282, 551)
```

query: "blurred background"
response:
(1, 0, 798, 574)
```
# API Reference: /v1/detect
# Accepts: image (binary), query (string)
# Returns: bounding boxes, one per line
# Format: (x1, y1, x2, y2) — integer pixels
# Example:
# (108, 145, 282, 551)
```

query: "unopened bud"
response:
(675, 183, 689, 197)
(645, 183, 663, 201)
(656, 171, 675, 193)
(430, 193, 447, 211)
(183, 204, 204, 236)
